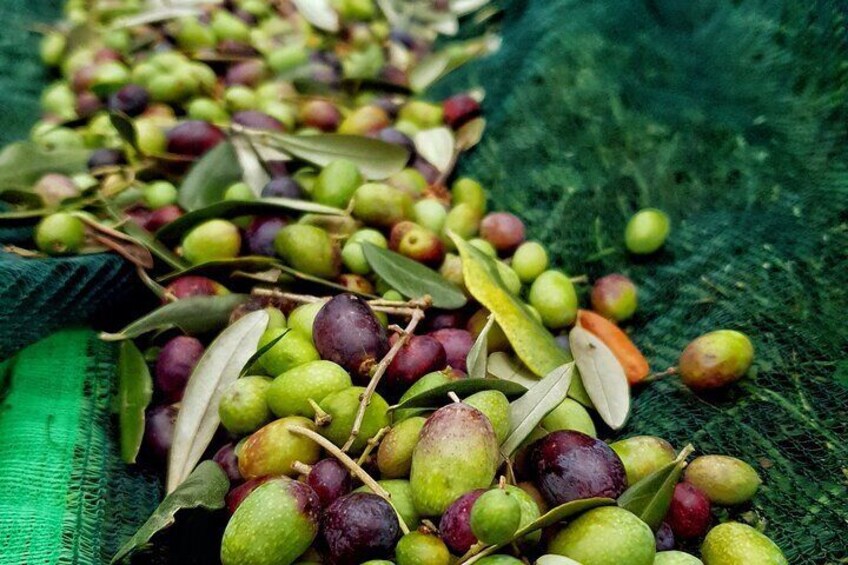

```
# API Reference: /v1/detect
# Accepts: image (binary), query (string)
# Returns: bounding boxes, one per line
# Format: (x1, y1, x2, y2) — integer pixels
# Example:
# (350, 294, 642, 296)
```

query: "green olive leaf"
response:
(111, 461, 229, 564)
(569, 325, 630, 430)
(231, 135, 270, 195)
(450, 232, 590, 405)
(389, 379, 527, 412)
(500, 362, 574, 456)
(460, 497, 615, 564)
(257, 132, 409, 180)
(466, 315, 495, 380)
(362, 242, 467, 309)
(109, 111, 139, 152)
(409, 34, 501, 92)
(157, 256, 280, 283)
(110, 3, 208, 29)
(114, 213, 189, 270)
(486, 352, 539, 388)
(157, 198, 346, 241)
(239, 328, 290, 377)
(100, 294, 250, 341)
(0, 142, 90, 193)
(116, 341, 153, 464)
(177, 141, 244, 212)
(168, 310, 269, 492)
(414, 127, 455, 173)
(618, 445, 695, 531)
(292, 0, 340, 32)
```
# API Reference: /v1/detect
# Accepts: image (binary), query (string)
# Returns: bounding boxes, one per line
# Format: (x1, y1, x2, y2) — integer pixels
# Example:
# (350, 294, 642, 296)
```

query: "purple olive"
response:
(144, 205, 183, 231)
(163, 275, 228, 301)
(377, 128, 416, 162)
(322, 492, 400, 564)
(307, 458, 352, 508)
(529, 430, 627, 506)
(144, 404, 178, 460)
(429, 329, 474, 373)
(245, 216, 286, 256)
(261, 177, 303, 199)
(226, 476, 271, 514)
(87, 148, 127, 171)
(386, 335, 447, 390)
(424, 311, 467, 332)
(313, 294, 389, 382)
(443, 94, 481, 129)
(232, 110, 285, 132)
(213, 443, 242, 483)
(655, 521, 675, 551)
(225, 59, 267, 87)
(439, 489, 486, 554)
(166, 120, 225, 158)
(155, 335, 204, 402)
(108, 84, 150, 117)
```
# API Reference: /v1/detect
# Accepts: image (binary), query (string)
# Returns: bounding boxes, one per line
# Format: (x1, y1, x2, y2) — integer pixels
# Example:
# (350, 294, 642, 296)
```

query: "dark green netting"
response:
(1, 0, 847, 563)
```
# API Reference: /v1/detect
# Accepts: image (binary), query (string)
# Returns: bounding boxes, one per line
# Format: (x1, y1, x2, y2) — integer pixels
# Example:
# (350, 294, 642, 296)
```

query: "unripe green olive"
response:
(176, 17, 217, 51)
(342, 228, 387, 274)
(684, 455, 761, 505)
(679, 330, 754, 390)
(528, 271, 578, 329)
(259, 328, 320, 376)
(701, 522, 787, 565)
(268, 45, 309, 73)
(135, 118, 168, 155)
(148, 73, 194, 104)
(389, 168, 428, 197)
(274, 224, 341, 278)
(414, 199, 448, 234)
(34, 126, 85, 150)
(511, 241, 549, 283)
(352, 183, 414, 227)
(399, 100, 444, 129)
(91, 61, 131, 96)
(35, 212, 86, 255)
(540, 398, 596, 437)
(182, 219, 242, 264)
(439, 253, 465, 290)
(496, 261, 522, 295)
(40, 32, 67, 67)
(452, 177, 487, 215)
(338, 105, 391, 135)
(143, 181, 178, 209)
(224, 86, 258, 112)
(469, 238, 497, 258)
(395, 531, 450, 565)
(610, 436, 676, 485)
(187, 98, 229, 123)
(218, 376, 272, 435)
(211, 10, 251, 42)
(337, 0, 377, 20)
(443, 203, 481, 247)
(313, 159, 363, 208)
(470, 488, 522, 545)
(625, 208, 670, 254)
(260, 100, 298, 130)
(224, 181, 255, 201)
(41, 82, 77, 120)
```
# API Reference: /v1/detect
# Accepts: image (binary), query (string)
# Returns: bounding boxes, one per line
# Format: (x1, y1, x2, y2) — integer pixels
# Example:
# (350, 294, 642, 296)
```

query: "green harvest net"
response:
(1, 0, 847, 563)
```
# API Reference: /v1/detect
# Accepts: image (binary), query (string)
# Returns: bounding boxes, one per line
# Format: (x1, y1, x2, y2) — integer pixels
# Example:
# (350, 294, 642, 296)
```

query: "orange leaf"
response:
(576, 310, 650, 385)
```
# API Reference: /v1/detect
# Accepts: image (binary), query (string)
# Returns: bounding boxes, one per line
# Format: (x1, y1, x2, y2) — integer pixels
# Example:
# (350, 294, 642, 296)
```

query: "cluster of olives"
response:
(16, 0, 781, 564)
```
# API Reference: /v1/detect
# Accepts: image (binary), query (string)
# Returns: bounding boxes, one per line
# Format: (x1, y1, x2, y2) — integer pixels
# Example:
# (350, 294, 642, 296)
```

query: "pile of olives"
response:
(4, 0, 787, 564)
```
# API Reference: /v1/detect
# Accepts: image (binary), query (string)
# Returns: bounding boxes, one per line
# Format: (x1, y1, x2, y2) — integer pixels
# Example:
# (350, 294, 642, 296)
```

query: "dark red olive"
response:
(443, 94, 481, 129)
(75, 91, 103, 118)
(155, 335, 204, 402)
(165, 120, 225, 158)
(386, 335, 447, 389)
(144, 404, 178, 460)
(87, 148, 127, 170)
(666, 482, 711, 540)
(232, 110, 285, 132)
(480, 212, 526, 254)
(144, 204, 183, 232)
(108, 84, 150, 117)
(300, 100, 342, 132)
(439, 488, 485, 554)
(307, 458, 352, 508)
(313, 294, 389, 382)
(424, 311, 467, 332)
(213, 443, 242, 483)
(225, 59, 266, 87)
(261, 177, 303, 199)
(163, 275, 227, 301)
(429, 328, 474, 373)
(529, 430, 627, 506)
(321, 492, 400, 564)
(226, 476, 271, 514)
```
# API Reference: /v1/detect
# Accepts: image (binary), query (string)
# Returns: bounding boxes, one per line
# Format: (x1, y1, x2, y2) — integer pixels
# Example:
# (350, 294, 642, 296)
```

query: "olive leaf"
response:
(500, 362, 574, 456)
(414, 128, 455, 173)
(157, 198, 346, 241)
(292, 0, 340, 32)
(158, 256, 279, 283)
(258, 132, 409, 180)
(569, 325, 630, 430)
(618, 445, 695, 531)
(111, 2, 209, 29)
(111, 461, 229, 564)
(362, 243, 467, 309)
(116, 341, 153, 464)
(118, 216, 189, 270)
(100, 294, 250, 341)
(456, 117, 486, 152)
(0, 142, 90, 193)
(389, 379, 527, 412)
(409, 35, 501, 92)
(486, 352, 539, 388)
(460, 497, 615, 564)
(231, 135, 270, 195)
(168, 309, 269, 492)
(177, 141, 244, 212)
(466, 315, 495, 380)
(109, 111, 139, 152)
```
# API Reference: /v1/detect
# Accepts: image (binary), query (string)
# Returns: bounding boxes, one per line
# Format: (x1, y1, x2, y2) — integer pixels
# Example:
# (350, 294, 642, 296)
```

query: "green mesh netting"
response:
(1, 0, 847, 563)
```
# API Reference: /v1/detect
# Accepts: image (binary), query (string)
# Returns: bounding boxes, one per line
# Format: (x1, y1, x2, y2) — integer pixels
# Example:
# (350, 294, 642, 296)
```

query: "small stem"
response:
(291, 461, 313, 476)
(448, 392, 462, 403)
(309, 399, 332, 426)
(356, 426, 390, 466)
(289, 425, 410, 535)
(498, 476, 507, 489)
(341, 308, 426, 452)
(643, 366, 678, 383)
(569, 275, 589, 284)
(252, 288, 431, 316)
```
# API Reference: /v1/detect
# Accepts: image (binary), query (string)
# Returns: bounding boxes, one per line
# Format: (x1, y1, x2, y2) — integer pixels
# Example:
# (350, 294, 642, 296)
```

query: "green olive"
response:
(528, 271, 578, 329)
(274, 224, 341, 279)
(342, 228, 388, 274)
(511, 241, 549, 283)
(143, 181, 178, 209)
(218, 376, 272, 435)
(312, 159, 363, 208)
(181, 219, 241, 264)
(452, 177, 487, 215)
(351, 183, 414, 227)
(35, 212, 86, 255)
(625, 208, 670, 254)
(414, 199, 449, 234)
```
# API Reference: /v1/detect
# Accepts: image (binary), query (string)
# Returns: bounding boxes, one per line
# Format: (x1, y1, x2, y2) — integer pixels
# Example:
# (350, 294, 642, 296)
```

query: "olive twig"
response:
(251, 288, 431, 316)
(341, 308, 426, 453)
(356, 425, 390, 466)
(291, 460, 313, 476)
(289, 425, 411, 535)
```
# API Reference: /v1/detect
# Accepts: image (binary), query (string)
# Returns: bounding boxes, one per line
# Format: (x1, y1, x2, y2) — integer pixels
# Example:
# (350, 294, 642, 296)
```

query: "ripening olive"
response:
(181, 219, 241, 264)
(679, 330, 754, 391)
(625, 208, 670, 255)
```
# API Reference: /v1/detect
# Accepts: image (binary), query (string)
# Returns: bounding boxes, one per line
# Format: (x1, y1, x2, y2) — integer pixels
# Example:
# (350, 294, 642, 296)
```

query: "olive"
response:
(625, 208, 670, 254)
